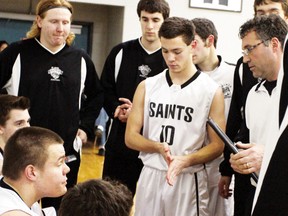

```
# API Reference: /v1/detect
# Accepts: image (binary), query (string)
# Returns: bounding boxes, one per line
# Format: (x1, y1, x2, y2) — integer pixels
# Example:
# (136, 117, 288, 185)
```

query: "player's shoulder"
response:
(113, 38, 139, 51)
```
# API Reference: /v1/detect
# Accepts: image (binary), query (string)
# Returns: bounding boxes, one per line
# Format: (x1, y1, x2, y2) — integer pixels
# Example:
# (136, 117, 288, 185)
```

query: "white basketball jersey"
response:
(204, 61, 234, 119)
(0, 186, 39, 216)
(140, 69, 219, 173)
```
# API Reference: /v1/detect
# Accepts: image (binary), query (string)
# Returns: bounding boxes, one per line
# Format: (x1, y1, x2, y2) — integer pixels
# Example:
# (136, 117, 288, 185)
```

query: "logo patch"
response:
(48, 66, 63, 81)
(138, 65, 151, 78)
(221, 83, 232, 99)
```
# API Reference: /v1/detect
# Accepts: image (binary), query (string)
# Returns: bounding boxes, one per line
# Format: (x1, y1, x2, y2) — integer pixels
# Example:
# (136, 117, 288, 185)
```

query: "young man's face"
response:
(140, 10, 164, 44)
(192, 34, 211, 66)
(35, 144, 70, 198)
(161, 36, 194, 74)
(255, 2, 288, 22)
(37, 7, 71, 50)
(0, 109, 30, 143)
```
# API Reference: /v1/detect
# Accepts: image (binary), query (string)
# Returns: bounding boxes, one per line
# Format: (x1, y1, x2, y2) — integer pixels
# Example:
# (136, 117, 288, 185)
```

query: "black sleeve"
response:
(0, 41, 21, 89)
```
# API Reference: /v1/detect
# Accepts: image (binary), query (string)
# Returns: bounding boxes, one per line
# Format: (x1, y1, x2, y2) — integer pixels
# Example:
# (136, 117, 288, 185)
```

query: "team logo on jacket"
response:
(48, 66, 63, 81)
(138, 65, 151, 78)
(221, 83, 232, 99)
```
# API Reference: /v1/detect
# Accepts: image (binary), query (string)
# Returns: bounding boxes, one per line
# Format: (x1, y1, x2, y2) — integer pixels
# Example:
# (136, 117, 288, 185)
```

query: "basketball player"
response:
(100, 0, 170, 196)
(192, 17, 235, 216)
(125, 17, 225, 216)
(0, 0, 103, 210)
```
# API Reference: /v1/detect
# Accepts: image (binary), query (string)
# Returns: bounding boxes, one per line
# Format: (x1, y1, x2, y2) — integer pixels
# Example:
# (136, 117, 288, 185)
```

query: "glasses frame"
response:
(242, 41, 265, 56)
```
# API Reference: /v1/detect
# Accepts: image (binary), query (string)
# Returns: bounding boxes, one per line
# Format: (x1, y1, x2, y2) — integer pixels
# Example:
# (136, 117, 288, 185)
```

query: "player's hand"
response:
(166, 155, 189, 186)
(114, 98, 132, 122)
(159, 142, 172, 165)
(218, 176, 233, 199)
(230, 142, 264, 174)
(77, 129, 87, 144)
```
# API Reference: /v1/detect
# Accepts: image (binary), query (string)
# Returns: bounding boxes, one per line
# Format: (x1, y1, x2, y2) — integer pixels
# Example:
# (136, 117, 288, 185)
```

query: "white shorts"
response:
(206, 156, 234, 216)
(134, 166, 209, 216)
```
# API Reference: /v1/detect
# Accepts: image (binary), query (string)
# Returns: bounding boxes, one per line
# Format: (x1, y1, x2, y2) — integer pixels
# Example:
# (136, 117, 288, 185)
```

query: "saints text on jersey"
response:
(149, 101, 194, 123)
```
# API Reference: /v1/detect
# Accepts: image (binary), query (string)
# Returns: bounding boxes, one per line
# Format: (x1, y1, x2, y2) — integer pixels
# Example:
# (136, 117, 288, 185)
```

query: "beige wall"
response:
(0, 1, 124, 76)
(120, 0, 254, 64)
(72, 3, 124, 76)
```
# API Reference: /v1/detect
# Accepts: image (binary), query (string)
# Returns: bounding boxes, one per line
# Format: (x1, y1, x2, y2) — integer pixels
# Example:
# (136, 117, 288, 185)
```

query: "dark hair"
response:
(0, 95, 30, 126)
(254, 0, 288, 17)
(58, 178, 133, 216)
(137, 0, 170, 20)
(192, 18, 218, 48)
(2, 126, 63, 180)
(159, 17, 195, 45)
(239, 14, 288, 48)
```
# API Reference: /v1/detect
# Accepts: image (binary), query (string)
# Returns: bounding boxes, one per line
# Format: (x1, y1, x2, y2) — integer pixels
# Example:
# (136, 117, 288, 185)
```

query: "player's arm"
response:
(187, 87, 225, 165)
(218, 176, 233, 199)
(205, 87, 226, 158)
(125, 81, 170, 157)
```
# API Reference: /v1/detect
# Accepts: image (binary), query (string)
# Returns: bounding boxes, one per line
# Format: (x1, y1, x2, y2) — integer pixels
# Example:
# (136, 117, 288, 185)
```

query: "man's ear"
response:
(270, 37, 280, 52)
(206, 35, 214, 47)
(25, 165, 38, 181)
(36, 15, 42, 28)
(191, 39, 197, 49)
(0, 126, 4, 135)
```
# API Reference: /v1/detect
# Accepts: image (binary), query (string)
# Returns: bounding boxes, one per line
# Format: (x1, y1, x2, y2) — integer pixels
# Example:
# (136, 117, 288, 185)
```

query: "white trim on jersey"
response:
(79, 57, 87, 109)
(138, 38, 161, 55)
(4, 54, 21, 96)
(115, 49, 123, 81)
(35, 38, 66, 55)
(239, 63, 243, 85)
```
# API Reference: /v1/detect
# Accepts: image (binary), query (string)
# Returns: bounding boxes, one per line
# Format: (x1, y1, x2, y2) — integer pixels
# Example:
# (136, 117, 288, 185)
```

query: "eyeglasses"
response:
(242, 41, 264, 56)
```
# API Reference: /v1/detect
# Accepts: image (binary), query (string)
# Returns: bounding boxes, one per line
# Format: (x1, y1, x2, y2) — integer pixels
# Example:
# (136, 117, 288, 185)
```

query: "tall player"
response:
(125, 17, 225, 216)
(192, 17, 235, 216)
(100, 0, 170, 196)
(0, 0, 103, 210)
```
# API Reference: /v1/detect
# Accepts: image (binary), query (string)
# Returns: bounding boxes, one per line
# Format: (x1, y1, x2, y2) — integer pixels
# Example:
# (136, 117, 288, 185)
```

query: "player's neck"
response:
(36, 38, 66, 53)
(170, 63, 197, 85)
(198, 53, 219, 72)
(0, 138, 5, 152)
(140, 37, 161, 52)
